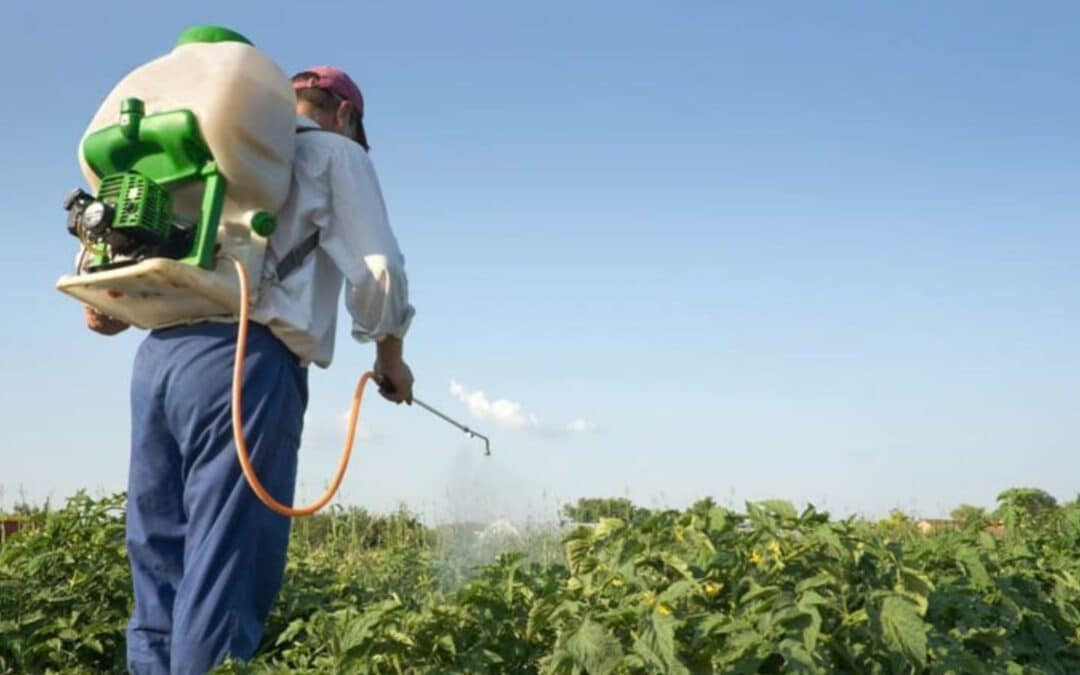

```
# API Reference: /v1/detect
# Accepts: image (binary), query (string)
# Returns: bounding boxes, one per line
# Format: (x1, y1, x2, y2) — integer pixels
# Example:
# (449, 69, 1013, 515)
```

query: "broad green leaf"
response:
(956, 547, 992, 591)
(659, 551, 692, 578)
(706, 507, 733, 534)
(387, 628, 415, 647)
(436, 633, 456, 657)
(960, 626, 1007, 654)
(896, 567, 933, 615)
(977, 530, 999, 550)
(779, 637, 817, 673)
(744, 501, 773, 530)
(565, 537, 597, 576)
(740, 582, 781, 605)
(632, 610, 690, 675)
(595, 517, 625, 538)
(658, 579, 699, 605)
(876, 595, 928, 668)
(801, 607, 822, 652)
(275, 618, 307, 646)
(770, 602, 822, 652)
(82, 636, 104, 654)
(482, 649, 505, 664)
(565, 619, 623, 675)
(758, 500, 798, 521)
(795, 573, 833, 595)
(696, 613, 733, 636)
(797, 590, 829, 608)
(811, 524, 845, 556)
(547, 599, 584, 625)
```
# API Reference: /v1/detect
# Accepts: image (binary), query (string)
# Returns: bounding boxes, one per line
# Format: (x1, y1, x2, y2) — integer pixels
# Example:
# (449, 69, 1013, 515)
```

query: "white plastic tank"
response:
(78, 25, 296, 227)
(59, 27, 297, 328)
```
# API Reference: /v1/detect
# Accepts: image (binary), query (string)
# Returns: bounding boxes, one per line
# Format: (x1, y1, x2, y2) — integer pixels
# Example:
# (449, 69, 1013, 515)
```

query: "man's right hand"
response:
(84, 305, 130, 336)
(373, 335, 413, 404)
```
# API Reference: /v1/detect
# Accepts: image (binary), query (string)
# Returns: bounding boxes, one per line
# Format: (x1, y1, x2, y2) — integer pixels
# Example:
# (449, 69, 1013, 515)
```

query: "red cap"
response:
(292, 65, 368, 148)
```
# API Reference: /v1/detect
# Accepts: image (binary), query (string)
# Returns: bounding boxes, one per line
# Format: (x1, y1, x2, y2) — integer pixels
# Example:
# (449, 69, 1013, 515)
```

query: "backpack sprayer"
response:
(56, 26, 489, 518)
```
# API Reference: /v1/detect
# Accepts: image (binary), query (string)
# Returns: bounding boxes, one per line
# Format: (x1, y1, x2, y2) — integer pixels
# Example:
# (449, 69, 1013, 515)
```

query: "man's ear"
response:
(336, 100, 356, 135)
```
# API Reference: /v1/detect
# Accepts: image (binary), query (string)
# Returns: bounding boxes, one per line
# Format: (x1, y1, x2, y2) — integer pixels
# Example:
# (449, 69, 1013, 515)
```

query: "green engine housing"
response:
(97, 171, 174, 244)
(77, 96, 224, 270)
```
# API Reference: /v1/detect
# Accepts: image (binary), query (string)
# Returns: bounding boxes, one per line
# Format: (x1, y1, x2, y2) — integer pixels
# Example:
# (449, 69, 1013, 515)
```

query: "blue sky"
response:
(1, 1, 1077, 521)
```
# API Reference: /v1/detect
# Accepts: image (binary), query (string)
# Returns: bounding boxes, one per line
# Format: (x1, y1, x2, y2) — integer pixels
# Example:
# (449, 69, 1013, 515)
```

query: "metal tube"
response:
(412, 397, 491, 456)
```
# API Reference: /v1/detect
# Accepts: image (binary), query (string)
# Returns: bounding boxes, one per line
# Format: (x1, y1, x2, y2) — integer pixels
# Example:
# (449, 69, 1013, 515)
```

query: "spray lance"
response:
(377, 378, 492, 457)
(413, 399, 492, 457)
(56, 25, 490, 519)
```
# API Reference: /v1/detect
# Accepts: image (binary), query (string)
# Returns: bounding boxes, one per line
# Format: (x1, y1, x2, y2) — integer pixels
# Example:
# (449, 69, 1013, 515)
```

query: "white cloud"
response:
(565, 418, 599, 433)
(449, 381, 600, 436)
(449, 380, 539, 430)
(299, 409, 375, 453)
(338, 408, 375, 440)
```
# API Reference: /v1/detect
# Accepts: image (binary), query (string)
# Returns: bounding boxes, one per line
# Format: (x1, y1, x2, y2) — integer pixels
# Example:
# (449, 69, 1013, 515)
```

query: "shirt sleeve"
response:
(319, 143, 415, 343)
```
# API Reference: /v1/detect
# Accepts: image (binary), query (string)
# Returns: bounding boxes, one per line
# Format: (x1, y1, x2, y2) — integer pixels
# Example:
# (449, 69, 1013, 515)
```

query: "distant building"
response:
(1, 519, 22, 541)
(915, 518, 961, 535)
(915, 518, 1004, 538)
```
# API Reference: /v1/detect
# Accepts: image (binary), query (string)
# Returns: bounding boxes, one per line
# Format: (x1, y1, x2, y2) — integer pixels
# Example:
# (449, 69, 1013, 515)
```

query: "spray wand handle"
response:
(376, 374, 397, 396)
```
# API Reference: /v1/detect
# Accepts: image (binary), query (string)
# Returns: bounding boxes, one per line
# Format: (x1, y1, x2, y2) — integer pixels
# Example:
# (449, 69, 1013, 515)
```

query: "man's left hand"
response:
(85, 305, 130, 335)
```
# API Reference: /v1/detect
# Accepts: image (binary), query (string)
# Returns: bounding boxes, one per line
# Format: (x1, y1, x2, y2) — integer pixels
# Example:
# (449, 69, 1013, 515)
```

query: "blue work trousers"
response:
(125, 322, 307, 674)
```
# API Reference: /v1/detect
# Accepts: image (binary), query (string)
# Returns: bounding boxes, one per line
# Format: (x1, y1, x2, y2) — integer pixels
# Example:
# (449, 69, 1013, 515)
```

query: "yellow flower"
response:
(750, 550, 764, 565)
(767, 540, 782, 559)
(610, 577, 624, 588)
(703, 581, 721, 597)
(657, 604, 672, 616)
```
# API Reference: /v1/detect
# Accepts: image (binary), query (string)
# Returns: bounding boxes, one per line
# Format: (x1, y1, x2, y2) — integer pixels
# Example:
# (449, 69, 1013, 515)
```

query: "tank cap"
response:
(176, 25, 253, 47)
(249, 211, 276, 237)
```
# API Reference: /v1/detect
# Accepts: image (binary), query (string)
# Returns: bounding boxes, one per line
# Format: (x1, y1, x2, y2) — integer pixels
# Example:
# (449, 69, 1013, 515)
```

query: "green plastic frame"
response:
(81, 97, 224, 269)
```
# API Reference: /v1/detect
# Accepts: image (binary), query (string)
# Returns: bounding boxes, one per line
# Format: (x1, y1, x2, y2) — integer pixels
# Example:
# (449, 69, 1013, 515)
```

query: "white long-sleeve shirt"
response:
(251, 115, 414, 367)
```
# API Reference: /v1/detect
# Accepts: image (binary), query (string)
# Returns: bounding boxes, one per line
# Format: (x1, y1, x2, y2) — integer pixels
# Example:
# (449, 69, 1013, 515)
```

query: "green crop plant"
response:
(3, 491, 1079, 673)
(0, 492, 129, 673)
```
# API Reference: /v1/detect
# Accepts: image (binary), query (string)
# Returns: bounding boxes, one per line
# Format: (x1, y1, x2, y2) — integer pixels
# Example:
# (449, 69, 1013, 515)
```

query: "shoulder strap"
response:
(276, 230, 320, 282)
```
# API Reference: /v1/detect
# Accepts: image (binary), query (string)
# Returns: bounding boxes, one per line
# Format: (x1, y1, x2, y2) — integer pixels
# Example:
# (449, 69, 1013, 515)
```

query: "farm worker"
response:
(84, 66, 416, 674)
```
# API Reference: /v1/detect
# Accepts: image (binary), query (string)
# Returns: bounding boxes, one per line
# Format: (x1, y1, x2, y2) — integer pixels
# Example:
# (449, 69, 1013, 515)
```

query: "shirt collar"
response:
(296, 114, 320, 129)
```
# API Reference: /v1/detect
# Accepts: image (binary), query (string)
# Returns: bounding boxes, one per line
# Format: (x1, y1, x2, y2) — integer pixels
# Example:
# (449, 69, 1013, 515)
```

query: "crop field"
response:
(1, 490, 1079, 674)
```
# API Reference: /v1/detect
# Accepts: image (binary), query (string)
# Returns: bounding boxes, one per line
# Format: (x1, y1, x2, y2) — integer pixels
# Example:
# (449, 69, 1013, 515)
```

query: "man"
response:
(85, 66, 415, 674)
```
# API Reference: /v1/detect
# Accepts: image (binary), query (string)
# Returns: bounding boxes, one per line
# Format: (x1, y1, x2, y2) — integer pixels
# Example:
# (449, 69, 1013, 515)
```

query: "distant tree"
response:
(950, 504, 988, 526)
(690, 497, 719, 515)
(875, 509, 916, 537)
(11, 499, 50, 517)
(1064, 495, 1080, 520)
(561, 497, 647, 524)
(995, 488, 1057, 518)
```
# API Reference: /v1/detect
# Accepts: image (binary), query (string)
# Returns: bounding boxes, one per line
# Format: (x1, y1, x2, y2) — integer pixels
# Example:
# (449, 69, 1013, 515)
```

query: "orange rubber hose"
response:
(227, 255, 372, 517)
